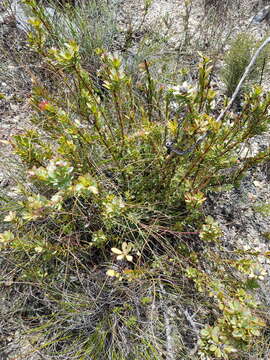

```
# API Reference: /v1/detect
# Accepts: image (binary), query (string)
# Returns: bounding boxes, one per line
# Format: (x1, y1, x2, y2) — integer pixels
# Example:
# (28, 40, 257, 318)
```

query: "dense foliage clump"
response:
(1, 1, 270, 359)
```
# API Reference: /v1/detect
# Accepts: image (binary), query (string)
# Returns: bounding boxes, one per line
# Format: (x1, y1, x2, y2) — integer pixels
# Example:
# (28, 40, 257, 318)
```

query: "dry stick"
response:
(170, 36, 270, 156)
(180, 306, 200, 356)
(159, 281, 176, 360)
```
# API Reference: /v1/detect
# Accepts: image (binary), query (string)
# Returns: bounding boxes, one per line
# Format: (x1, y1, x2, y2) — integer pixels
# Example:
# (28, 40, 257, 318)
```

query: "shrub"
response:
(1, 1, 270, 359)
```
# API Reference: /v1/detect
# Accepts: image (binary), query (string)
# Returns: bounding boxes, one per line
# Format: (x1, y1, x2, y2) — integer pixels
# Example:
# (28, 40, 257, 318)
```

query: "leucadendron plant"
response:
(1, 2, 270, 359)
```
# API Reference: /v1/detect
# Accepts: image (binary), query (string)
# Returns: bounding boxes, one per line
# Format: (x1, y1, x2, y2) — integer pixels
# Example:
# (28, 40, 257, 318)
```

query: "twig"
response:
(179, 306, 201, 356)
(139, 222, 200, 236)
(159, 281, 176, 360)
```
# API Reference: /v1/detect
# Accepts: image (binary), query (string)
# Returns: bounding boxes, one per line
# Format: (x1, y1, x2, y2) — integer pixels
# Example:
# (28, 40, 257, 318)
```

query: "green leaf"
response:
(200, 328, 209, 337)
(211, 326, 220, 343)
(250, 328, 260, 336)
(215, 347, 223, 358)
(209, 344, 217, 352)
(245, 278, 260, 289)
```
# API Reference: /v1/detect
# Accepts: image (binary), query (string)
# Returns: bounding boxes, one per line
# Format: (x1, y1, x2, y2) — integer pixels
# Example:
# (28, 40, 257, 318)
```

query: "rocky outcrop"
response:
(251, 5, 270, 24)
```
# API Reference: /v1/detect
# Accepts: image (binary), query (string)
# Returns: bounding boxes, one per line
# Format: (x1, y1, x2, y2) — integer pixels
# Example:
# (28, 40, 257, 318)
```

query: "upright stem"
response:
(144, 60, 154, 122)
(112, 91, 125, 150)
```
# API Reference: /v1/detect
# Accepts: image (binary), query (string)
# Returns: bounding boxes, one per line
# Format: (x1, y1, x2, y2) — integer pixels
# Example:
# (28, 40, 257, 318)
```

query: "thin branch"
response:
(159, 281, 176, 360)
(179, 306, 201, 357)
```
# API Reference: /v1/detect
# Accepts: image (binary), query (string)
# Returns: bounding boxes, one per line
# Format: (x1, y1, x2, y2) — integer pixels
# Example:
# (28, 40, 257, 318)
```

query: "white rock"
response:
(10, 0, 55, 32)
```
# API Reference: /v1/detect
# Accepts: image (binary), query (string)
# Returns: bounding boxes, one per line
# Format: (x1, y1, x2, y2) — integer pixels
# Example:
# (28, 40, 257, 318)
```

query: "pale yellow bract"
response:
(111, 242, 133, 262)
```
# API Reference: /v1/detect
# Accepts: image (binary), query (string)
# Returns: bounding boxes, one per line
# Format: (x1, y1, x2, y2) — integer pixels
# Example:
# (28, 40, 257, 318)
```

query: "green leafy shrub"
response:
(1, 2, 270, 359)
